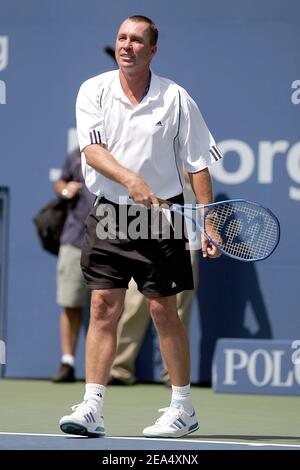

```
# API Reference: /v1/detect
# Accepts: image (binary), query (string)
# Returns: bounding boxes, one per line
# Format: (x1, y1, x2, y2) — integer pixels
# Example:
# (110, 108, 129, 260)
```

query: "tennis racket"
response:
(158, 198, 280, 262)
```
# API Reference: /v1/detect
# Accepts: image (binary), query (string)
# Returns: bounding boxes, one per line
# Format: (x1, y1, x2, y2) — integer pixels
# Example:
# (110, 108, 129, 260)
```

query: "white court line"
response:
(109, 436, 300, 448)
(0, 432, 300, 448)
(0, 432, 69, 438)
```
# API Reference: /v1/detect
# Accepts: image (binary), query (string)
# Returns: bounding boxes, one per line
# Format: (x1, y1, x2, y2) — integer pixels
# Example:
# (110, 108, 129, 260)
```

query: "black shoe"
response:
(163, 378, 171, 388)
(52, 363, 76, 383)
(107, 376, 133, 386)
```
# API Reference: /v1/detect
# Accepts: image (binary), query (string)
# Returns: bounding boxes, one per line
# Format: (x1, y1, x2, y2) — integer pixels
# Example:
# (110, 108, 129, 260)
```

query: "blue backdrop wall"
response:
(0, 0, 299, 382)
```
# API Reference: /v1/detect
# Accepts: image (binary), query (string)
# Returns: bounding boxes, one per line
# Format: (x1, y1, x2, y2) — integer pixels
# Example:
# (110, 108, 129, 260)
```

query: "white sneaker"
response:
(59, 400, 105, 437)
(143, 404, 199, 438)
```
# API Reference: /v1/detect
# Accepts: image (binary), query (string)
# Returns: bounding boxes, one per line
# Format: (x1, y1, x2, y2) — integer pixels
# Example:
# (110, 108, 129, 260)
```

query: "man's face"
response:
(115, 19, 157, 70)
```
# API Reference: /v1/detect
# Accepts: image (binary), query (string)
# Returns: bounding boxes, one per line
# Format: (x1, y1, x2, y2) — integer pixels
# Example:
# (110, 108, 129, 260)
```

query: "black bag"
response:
(33, 197, 70, 255)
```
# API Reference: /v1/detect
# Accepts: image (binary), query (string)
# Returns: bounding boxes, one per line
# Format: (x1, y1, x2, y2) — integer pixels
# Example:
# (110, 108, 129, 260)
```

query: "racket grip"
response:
(156, 197, 172, 206)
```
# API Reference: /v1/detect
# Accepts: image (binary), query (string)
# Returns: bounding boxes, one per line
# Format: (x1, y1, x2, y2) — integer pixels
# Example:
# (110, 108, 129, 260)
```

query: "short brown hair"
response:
(128, 15, 158, 46)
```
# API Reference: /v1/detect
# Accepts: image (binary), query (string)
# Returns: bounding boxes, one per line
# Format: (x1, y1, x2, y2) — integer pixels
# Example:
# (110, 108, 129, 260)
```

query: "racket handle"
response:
(156, 197, 172, 206)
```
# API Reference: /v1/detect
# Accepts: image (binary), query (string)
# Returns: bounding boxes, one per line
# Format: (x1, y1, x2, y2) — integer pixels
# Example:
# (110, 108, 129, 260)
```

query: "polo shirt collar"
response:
(111, 70, 160, 104)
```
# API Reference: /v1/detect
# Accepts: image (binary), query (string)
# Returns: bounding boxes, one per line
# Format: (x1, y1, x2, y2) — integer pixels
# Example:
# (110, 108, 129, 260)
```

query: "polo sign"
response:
(212, 339, 300, 395)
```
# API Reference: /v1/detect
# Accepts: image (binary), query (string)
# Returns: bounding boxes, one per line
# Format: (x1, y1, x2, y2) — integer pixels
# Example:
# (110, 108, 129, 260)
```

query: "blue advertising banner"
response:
(0, 0, 299, 382)
(212, 339, 300, 395)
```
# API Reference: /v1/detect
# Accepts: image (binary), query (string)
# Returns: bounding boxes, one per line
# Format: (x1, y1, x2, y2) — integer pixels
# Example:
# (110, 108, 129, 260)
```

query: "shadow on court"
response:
(197, 193, 272, 383)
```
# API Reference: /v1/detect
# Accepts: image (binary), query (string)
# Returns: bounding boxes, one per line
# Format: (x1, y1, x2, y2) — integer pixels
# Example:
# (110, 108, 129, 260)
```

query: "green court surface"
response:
(0, 379, 299, 446)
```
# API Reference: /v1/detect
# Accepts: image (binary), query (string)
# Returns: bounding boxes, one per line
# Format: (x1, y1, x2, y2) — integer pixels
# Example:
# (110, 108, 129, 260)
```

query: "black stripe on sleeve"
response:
(212, 145, 223, 160)
(209, 148, 219, 161)
(89, 130, 102, 144)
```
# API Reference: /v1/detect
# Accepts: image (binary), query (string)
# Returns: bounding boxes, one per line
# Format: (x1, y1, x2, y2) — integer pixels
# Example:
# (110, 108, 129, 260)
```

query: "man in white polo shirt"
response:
(59, 14, 222, 439)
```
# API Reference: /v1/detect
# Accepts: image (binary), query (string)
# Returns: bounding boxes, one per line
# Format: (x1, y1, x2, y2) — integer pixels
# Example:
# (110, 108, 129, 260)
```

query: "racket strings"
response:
(205, 202, 279, 260)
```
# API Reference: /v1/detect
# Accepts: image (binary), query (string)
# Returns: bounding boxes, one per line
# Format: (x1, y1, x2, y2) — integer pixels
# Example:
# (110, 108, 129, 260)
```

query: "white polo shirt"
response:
(76, 70, 222, 203)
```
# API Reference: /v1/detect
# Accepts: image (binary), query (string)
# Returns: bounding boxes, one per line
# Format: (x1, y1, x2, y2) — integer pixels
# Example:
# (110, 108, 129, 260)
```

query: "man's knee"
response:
(90, 290, 124, 323)
(149, 297, 177, 327)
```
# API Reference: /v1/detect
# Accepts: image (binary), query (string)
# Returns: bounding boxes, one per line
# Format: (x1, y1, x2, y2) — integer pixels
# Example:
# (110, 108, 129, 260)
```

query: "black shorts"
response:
(81, 194, 194, 297)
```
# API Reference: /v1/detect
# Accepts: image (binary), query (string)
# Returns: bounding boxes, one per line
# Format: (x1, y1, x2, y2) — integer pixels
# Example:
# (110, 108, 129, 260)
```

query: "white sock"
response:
(61, 354, 74, 367)
(171, 384, 193, 415)
(84, 383, 106, 408)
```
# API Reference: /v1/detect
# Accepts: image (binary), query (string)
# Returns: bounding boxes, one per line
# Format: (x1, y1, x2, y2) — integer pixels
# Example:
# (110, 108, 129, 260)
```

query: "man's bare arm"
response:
(188, 167, 221, 258)
(188, 167, 213, 205)
(84, 144, 158, 206)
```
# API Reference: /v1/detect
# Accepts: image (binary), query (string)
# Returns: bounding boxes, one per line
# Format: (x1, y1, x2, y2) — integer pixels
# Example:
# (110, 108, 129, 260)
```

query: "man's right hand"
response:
(126, 174, 159, 207)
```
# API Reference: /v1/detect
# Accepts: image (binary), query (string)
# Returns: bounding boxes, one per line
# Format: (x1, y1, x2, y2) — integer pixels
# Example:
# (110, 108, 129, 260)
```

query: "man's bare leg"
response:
(60, 307, 82, 355)
(52, 307, 82, 382)
(59, 288, 126, 437)
(143, 294, 198, 438)
(148, 294, 190, 386)
(86, 288, 126, 384)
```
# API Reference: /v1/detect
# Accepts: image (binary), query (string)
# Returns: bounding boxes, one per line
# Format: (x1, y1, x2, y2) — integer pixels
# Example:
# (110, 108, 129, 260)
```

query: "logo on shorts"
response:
(155, 121, 163, 126)
(171, 281, 177, 288)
